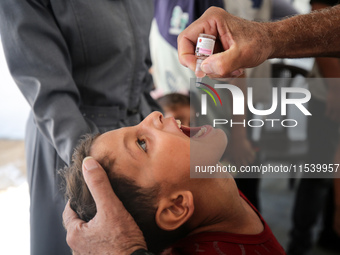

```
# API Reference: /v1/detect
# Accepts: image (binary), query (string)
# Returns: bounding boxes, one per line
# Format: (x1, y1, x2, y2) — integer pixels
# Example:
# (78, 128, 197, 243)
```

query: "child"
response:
(62, 111, 285, 254)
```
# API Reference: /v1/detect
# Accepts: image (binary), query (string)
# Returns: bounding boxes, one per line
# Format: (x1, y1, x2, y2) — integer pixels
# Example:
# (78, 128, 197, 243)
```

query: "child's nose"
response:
(141, 111, 163, 129)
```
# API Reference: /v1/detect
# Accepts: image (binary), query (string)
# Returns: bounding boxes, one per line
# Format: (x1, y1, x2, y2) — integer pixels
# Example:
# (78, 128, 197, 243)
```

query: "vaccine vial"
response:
(195, 34, 216, 81)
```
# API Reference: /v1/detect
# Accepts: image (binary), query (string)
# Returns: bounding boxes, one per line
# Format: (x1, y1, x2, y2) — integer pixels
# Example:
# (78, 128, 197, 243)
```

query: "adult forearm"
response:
(268, 5, 340, 59)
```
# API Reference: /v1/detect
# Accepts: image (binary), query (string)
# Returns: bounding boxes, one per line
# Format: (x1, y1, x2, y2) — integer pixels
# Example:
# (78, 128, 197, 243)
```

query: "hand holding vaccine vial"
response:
(195, 34, 216, 81)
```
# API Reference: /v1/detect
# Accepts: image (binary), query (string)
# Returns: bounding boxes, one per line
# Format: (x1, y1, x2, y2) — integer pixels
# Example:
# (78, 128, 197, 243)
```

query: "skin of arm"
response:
(269, 4, 340, 59)
(178, 5, 340, 78)
(63, 157, 148, 255)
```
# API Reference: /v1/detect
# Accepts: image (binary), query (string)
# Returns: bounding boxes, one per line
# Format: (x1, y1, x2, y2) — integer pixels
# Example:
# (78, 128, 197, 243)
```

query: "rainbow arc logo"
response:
(196, 82, 222, 106)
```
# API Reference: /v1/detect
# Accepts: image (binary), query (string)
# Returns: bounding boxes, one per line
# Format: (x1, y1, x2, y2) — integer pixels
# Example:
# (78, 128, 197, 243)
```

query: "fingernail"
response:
(83, 156, 97, 171)
(201, 63, 213, 74)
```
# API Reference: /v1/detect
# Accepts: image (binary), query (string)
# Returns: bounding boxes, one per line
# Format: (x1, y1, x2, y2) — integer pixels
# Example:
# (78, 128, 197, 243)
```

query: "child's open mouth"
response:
(176, 119, 208, 138)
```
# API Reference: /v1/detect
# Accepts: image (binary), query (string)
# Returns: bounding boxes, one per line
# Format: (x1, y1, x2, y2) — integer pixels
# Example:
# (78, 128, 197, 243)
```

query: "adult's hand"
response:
(178, 6, 340, 78)
(178, 7, 272, 78)
(63, 157, 147, 255)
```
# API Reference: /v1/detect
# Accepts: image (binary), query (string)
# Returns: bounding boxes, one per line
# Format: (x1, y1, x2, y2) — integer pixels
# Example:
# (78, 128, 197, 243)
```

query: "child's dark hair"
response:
(61, 134, 188, 253)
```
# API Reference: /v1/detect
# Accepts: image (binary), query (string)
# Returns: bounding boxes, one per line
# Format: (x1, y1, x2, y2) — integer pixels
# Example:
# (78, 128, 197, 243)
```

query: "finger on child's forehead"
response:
(82, 157, 123, 215)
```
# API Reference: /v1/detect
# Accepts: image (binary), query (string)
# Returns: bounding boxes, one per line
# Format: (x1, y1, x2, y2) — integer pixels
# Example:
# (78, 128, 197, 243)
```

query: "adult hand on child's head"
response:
(177, 7, 272, 78)
(63, 157, 147, 255)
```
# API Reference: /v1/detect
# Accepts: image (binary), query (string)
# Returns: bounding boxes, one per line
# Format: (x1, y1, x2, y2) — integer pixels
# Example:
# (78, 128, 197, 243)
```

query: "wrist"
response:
(263, 21, 278, 59)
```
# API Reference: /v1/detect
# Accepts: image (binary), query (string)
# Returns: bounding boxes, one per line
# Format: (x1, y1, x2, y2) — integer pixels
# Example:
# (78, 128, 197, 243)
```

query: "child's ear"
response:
(155, 191, 194, 231)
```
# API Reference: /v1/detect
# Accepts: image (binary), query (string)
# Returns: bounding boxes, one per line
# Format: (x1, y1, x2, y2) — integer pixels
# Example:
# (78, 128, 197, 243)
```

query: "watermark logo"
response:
(196, 82, 222, 115)
(197, 84, 311, 116)
(195, 83, 311, 128)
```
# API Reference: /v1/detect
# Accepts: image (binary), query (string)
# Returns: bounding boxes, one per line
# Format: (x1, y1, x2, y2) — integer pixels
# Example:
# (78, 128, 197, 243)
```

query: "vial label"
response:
(195, 37, 215, 56)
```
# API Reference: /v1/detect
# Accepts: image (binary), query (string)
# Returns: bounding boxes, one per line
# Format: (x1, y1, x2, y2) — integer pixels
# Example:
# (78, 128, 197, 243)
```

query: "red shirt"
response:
(164, 191, 286, 255)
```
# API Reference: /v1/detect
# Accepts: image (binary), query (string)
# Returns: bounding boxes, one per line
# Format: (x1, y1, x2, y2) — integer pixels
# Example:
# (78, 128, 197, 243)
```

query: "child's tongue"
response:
(180, 126, 202, 137)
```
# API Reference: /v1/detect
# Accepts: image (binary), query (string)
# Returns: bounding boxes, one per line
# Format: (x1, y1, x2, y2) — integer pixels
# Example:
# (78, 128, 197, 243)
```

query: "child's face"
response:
(90, 111, 227, 188)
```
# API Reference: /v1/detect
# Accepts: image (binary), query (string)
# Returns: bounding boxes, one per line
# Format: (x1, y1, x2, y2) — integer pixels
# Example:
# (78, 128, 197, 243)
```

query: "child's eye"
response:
(137, 138, 147, 152)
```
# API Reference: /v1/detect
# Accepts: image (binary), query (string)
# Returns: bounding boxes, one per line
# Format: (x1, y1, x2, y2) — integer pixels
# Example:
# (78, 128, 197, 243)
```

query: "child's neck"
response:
(188, 178, 264, 236)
